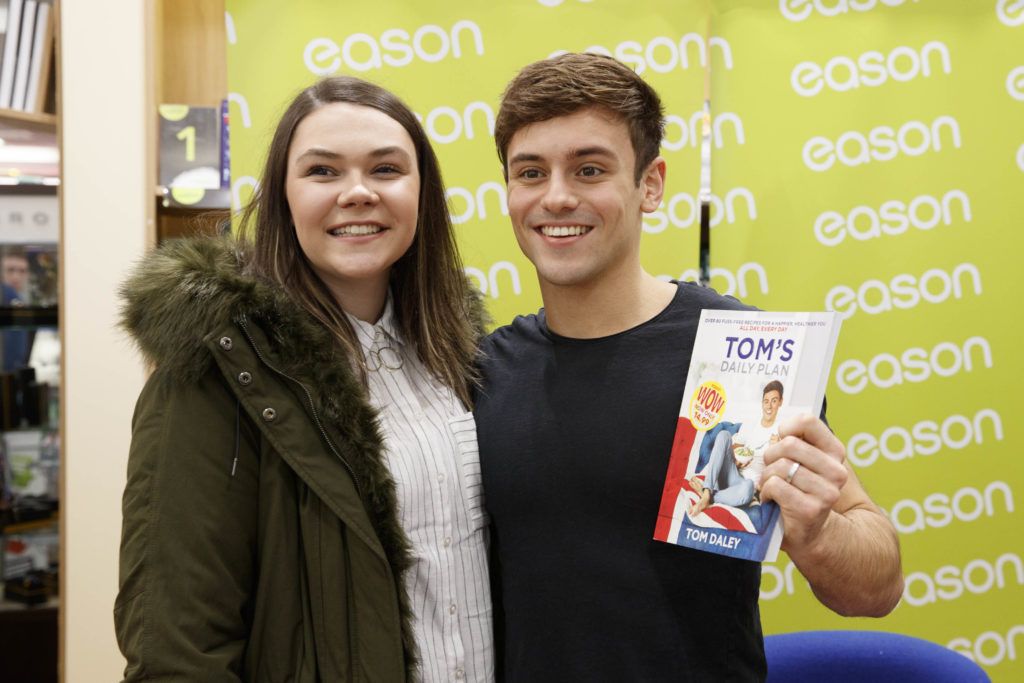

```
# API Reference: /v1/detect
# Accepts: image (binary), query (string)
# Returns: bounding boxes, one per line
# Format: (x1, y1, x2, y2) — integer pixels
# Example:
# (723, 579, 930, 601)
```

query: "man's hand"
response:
(758, 413, 847, 552)
(757, 413, 903, 617)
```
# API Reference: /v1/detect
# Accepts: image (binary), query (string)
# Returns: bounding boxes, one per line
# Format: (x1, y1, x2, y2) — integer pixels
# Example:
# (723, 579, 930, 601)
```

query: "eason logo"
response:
(304, 20, 484, 74)
(415, 101, 494, 145)
(662, 111, 744, 151)
(232, 176, 258, 212)
(760, 561, 804, 600)
(550, 33, 732, 75)
(835, 336, 992, 394)
(1008, 66, 1024, 101)
(669, 263, 769, 299)
(903, 553, 1023, 606)
(997, 0, 1024, 27)
(824, 262, 982, 321)
(949, 626, 1024, 667)
(846, 408, 1003, 468)
(447, 182, 507, 225)
(791, 41, 950, 97)
(780, 0, 920, 21)
(814, 189, 970, 247)
(643, 188, 756, 233)
(803, 116, 961, 172)
(886, 480, 1014, 535)
(465, 262, 522, 299)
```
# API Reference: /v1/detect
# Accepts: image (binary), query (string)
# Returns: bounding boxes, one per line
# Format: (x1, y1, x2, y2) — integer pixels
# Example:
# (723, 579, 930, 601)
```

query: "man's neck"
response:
(540, 269, 677, 339)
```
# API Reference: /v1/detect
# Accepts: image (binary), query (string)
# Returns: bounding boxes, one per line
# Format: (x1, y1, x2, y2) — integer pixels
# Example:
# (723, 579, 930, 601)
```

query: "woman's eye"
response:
(374, 164, 401, 175)
(307, 165, 333, 176)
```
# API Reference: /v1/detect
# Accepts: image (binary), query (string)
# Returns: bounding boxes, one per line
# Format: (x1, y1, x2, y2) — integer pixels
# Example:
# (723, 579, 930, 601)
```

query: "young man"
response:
(474, 53, 903, 682)
(690, 380, 784, 516)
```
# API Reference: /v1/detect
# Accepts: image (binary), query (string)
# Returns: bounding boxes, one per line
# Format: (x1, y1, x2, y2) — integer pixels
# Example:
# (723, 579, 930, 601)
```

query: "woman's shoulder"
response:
(119, 236, 281, 382)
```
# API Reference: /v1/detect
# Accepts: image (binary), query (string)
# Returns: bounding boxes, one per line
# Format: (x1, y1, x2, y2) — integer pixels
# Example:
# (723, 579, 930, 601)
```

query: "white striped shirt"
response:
(345, 298, 494, 682)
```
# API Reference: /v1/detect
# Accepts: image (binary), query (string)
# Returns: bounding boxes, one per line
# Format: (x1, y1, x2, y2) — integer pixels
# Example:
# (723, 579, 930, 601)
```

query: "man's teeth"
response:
(540, 225, 591, 237)
(330, 224, 384, 236)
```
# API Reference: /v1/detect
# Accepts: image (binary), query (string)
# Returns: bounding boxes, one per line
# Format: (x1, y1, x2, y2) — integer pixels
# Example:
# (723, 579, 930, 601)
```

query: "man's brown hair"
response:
(495, 53, 665, 184)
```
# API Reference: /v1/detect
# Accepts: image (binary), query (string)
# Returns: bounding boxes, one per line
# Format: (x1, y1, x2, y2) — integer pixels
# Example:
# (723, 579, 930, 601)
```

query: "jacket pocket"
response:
(449, 411, 488, 532)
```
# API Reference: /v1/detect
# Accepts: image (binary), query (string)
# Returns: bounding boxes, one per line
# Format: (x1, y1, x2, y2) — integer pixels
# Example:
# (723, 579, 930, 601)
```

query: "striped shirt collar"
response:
(343, 292, 405, 351)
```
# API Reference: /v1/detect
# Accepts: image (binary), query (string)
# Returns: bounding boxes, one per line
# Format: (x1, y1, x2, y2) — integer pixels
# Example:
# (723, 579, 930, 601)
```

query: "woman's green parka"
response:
(115, 238, 483, 681)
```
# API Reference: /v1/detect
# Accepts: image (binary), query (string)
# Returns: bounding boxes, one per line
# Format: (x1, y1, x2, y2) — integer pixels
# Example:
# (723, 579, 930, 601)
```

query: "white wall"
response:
(61, 1, 149, 680)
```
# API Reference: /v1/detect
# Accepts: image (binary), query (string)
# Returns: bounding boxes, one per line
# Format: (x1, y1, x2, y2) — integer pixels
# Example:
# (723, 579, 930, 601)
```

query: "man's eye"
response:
(580, 166, 603, 177)
(518, 168, 543, 180)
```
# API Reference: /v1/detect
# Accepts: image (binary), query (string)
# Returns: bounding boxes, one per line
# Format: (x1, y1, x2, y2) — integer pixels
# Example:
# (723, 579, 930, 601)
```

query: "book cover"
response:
(653, 310, 841, 562)
(23, 0, 50, 113)
(158, 104, 222, 192)
(9, 0, 34, 111)
(0, 0, 23, 108)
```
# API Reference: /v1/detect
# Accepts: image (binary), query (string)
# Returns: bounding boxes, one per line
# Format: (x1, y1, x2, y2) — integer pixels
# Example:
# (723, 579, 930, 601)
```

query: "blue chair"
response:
(765, 630, 990, 682)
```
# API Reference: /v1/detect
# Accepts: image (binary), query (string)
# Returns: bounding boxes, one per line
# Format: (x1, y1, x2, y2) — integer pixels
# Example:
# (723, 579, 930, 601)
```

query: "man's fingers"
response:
(777, 414, 843, 456)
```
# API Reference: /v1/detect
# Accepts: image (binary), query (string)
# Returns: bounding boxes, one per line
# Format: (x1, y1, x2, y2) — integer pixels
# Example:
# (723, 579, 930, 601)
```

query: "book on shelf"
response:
(1, 243, 57, 307)
(9, 0, 35, 111)
(23, 0, 51, 113)
(653, 309, 841, 562)
(0, 0, 24, 108)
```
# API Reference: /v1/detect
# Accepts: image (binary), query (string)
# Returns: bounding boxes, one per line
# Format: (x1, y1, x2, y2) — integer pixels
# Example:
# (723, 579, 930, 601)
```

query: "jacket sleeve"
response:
(115, 369, 260, 682)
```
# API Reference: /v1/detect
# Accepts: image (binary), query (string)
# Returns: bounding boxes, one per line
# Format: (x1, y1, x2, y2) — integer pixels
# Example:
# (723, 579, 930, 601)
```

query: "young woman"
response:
(116, 77, 493, 681)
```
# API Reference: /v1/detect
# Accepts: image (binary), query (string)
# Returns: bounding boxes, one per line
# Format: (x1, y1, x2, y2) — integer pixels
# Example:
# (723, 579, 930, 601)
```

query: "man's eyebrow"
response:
(508, 152, 543, 166)
(568, 145, 615, 159)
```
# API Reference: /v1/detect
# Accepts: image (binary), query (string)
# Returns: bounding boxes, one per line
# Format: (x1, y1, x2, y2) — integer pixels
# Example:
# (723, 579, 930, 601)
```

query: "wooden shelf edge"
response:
(0, 108, 57, 129)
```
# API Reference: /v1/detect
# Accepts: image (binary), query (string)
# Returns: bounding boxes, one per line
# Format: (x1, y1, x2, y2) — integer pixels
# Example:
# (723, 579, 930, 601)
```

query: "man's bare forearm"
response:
(787, 505, 903, 617)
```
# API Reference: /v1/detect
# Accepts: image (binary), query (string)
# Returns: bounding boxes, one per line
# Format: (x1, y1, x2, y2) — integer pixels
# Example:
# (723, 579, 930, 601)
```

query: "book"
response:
(0, 0, 23, 107)
(9, 0, 34, 110)
(23, 0, 50, 113)
(653, 309, 841, 562)
(158, 104, 222, 192)
(0, 1, 9, 80)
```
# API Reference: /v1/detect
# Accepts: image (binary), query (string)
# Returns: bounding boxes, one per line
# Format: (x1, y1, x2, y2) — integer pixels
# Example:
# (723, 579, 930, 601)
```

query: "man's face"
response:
(761, 390, 782, 424)
(504, 107, 664, 292)
(2, 256, 28, 293)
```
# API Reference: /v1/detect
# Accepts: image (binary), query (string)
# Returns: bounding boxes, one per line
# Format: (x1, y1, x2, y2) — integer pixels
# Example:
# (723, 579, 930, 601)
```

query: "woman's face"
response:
(285, 102, 420, 309)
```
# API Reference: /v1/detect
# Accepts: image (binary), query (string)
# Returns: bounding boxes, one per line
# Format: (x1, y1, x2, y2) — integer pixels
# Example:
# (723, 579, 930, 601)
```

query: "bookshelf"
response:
(150, 0, 228, 242)
(0, 1, 60, 682)
(0, 109, 56, 128)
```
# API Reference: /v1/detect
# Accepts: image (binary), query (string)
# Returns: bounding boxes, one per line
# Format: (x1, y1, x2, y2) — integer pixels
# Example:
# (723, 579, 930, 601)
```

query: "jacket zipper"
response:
(236, 315, 363, 495)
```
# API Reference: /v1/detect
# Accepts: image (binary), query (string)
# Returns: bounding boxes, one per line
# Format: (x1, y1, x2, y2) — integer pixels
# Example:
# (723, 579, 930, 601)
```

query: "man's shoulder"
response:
(481, 310, 546, 356)
(673, 280, 757, 314)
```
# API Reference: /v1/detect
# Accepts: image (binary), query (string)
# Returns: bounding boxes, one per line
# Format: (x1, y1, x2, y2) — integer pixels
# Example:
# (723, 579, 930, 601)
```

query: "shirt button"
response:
(455, 669, 465, 679)
(443, 537, 452, 548)
(437, 473, 445, 483)
(448, 603, 457, 615)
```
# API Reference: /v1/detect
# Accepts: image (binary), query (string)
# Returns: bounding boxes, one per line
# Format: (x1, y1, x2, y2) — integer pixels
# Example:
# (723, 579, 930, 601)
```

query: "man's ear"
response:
(640, 156, 666, 213)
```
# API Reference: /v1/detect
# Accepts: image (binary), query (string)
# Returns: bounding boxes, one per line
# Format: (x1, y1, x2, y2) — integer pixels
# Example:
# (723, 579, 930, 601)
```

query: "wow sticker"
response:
(689, 381, 727, 431)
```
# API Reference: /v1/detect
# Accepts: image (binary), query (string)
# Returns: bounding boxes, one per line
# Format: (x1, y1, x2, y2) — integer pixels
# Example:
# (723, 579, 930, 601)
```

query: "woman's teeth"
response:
(330, 224, 384, 236)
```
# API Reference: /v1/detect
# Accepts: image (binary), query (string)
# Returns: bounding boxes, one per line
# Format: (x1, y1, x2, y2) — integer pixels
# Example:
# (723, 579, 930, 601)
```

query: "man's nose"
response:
(540, 175, 579, 213)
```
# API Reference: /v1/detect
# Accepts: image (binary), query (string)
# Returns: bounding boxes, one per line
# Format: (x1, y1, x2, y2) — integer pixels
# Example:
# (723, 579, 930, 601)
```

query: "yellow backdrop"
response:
(224, 1, 1023, 679)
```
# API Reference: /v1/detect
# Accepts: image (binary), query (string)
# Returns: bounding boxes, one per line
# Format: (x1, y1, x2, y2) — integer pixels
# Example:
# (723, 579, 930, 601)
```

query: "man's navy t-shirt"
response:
(475, 283, 766, 682)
